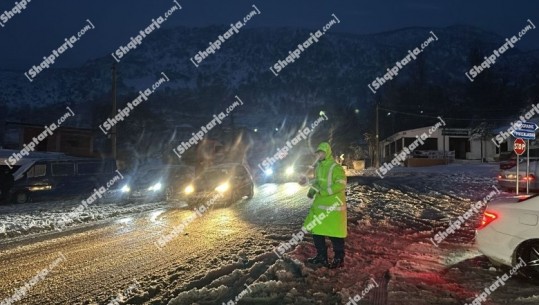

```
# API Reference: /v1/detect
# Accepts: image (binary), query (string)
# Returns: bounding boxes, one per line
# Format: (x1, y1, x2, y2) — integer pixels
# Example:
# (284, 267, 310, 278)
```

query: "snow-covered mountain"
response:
(1, 25, 538, 130)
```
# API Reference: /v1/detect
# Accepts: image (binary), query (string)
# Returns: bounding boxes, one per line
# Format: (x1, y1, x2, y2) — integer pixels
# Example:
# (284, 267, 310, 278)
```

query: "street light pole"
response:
(375, 104, 379, 168)
(111, 63, 117, 160)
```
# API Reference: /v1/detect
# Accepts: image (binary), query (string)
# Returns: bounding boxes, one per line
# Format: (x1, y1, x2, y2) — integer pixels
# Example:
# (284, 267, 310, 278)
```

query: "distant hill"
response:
(1, 25, 538, 140)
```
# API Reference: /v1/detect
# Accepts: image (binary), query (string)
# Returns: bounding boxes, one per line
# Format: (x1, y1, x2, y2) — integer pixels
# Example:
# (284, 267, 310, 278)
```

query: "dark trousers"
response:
(313, 234, 345, 259)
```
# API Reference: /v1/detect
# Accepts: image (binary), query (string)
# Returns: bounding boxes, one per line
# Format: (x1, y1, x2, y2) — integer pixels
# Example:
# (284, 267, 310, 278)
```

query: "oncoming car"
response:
(475, 194, 539, 280)
(121, 165, 194, 202)
(182, 163, 254, 207)
(259, 154, 315, 183)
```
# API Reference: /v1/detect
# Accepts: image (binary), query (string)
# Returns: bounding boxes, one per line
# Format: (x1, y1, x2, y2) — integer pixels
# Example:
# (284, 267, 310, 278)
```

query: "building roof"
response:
(5, 121, 94, 133)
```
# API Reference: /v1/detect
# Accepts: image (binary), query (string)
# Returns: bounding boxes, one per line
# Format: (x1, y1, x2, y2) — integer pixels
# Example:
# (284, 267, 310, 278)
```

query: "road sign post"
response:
(511, 123, 536, 194)
(519, 123, 538, 195)
(527, 139, 530, 194)
(517, 155, 520, 195)
(514, 138, 526, 195)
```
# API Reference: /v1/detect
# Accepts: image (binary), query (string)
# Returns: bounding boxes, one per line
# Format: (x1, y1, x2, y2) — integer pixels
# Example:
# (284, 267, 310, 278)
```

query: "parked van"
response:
(1, 151, 120, 204)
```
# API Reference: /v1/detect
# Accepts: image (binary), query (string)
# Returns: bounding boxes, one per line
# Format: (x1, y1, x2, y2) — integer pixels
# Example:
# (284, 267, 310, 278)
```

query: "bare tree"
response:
(470, 121, 494, 162)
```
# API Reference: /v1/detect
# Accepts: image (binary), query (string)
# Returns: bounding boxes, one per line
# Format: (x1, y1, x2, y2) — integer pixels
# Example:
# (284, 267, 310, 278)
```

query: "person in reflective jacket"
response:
(301, 142, 347, 268)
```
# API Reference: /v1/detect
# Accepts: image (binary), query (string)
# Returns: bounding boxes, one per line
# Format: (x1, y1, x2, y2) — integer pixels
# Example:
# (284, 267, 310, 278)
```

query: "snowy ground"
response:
(1, 161, 538, 305)
(168, 162, 539, 305)
(0, 196, 182, 240)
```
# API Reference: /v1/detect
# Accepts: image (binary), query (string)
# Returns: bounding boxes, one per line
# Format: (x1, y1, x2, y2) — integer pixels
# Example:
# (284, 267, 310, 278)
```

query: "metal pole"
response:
(516, 154, 520, 195)
(527, 139, 530, 194)
(375, 104, 379, 168)
(480, 137, 483, 163)
(111, 63, 117, 160)
(443, 129, 446, 164)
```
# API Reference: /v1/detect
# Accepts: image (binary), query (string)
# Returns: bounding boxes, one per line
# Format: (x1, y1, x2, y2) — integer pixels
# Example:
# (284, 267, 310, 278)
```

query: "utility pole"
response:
(375, 104, 379, 168)
(111, 63, 117, 160)
(230, 105, 236, 141)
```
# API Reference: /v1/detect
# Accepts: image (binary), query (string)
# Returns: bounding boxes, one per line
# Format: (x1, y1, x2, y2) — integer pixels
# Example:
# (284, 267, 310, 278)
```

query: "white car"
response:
(476, 194, 539, 279)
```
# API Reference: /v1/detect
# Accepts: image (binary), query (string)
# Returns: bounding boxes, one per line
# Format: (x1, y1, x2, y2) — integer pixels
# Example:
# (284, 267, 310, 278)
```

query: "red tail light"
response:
(524, 174, 536, 181)
(478, 211, 498, 229)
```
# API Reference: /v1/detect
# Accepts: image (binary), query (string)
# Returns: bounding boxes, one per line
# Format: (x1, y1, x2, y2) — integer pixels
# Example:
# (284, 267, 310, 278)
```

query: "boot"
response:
(329, 237, 345, 269)
(328, 256, 344, 269)
(308, 234, 328, 266)
(307, 254, 328, 266)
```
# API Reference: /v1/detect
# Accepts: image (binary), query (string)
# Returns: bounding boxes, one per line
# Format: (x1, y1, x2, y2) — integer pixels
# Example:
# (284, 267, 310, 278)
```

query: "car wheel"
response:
(227, 191, 239, 206)
(517, 240, 539, 280)
(14, 192, 29, 204)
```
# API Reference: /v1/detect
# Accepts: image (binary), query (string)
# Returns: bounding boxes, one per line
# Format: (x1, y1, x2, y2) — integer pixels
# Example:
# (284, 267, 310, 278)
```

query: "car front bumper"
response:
(185, 191, 229, 204)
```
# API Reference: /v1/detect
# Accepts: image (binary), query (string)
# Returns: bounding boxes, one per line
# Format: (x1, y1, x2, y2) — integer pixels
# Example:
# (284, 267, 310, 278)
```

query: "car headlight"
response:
(264, 168, 273, 176)
(148, 182, 162, 191)
(28, 185, 52, 191)
(215, 182, 230, 193)
(121, 185, 131, 193)
(184, 185, 194, 194)
(285, 166, 294, 176)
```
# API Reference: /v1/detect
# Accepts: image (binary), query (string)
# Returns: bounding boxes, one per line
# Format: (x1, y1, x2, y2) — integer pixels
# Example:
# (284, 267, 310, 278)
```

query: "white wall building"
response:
(380, 126, 498, 162)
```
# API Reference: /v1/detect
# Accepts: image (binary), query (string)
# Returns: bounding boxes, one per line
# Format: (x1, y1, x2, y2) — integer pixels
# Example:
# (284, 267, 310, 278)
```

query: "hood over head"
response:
(316, 142, 332, 161)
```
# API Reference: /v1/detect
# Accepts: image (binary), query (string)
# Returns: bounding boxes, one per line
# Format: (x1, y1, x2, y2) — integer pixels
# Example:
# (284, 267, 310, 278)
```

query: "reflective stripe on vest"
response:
(317, 204, 346, 211)
(327, 163, 337, 195)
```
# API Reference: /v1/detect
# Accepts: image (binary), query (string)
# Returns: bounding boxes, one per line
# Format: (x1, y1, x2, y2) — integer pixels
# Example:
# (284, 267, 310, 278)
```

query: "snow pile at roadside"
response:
(167, 251, 348, 305)
(0, 198, 181, 239)
(361, 161, 498, 176)
(166, 222, 440, 305)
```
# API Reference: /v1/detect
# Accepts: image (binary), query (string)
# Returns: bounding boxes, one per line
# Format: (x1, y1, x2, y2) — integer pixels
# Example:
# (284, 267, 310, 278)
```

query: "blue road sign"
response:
(519, 122, 539, 131)
(511, 129, 536, 140)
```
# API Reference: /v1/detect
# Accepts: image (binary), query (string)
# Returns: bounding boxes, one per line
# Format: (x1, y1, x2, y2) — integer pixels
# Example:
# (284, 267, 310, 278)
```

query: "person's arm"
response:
(306, 176, 321, 198)
(305, 166, 321, 198)
(319, 165, 346, 196)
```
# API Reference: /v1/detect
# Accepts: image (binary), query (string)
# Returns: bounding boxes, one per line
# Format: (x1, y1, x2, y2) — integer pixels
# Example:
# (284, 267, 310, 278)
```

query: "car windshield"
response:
(200, 168, 231, 182)
(134, 168, 167, 184)
(506, 161, 539, 172)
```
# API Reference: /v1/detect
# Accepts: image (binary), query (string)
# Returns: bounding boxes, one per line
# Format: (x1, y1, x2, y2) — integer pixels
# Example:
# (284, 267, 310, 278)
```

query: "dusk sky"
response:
(1, 0, 538, 69)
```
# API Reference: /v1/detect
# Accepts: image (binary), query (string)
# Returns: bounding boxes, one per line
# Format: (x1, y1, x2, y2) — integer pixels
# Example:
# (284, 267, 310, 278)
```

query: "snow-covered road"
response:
(1, 163, 538, 305)
(0, 183, 309, 304)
